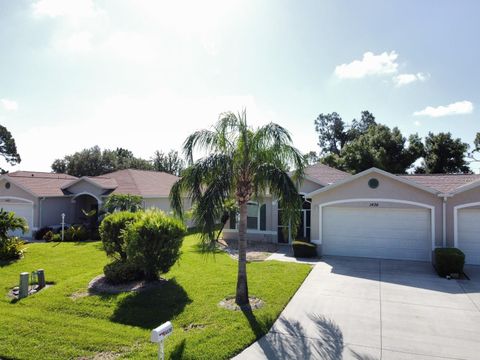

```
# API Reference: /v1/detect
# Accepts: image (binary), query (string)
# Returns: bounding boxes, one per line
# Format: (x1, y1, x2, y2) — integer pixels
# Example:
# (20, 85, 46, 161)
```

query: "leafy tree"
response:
(0, 125, 21, 173)
(341, 125, 424, 173)
(51, 146, 153, 176)
(314, 112, 349, 155)
(170, 110, 305, 306)
(303, 151, 319, 165)
(416, 132, 470, 174)
(103, 194, 143, 213)
(152, 150, 185, 176)
(474, 132, 480, 152)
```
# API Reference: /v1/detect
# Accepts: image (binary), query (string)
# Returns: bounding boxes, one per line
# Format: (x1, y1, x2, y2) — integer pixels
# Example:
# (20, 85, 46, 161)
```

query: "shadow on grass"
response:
(0, 258, 19, 267)
(110, 278, 191, 329)
(241, 306, 274, 339)
(170, 339, 187, 360)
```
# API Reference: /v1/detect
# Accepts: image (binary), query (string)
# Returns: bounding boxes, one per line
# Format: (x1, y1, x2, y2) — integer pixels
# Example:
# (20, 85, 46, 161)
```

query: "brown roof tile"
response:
(6, 171, 78, 196)
(98, 169, 179, 197)
(400, 174, 480, 193)
(304, 164, 351, 185)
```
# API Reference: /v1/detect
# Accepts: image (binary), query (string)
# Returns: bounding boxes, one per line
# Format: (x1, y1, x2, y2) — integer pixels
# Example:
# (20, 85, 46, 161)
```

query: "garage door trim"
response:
(454, 201, 480, 248)
(316, 198, 435, 251)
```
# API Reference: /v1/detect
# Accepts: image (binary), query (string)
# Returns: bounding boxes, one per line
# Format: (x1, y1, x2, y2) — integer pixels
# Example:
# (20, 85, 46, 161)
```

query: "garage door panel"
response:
(458, 209, 480, 265)
(323, 207, 431, 261)
(0, 202, 33, 238)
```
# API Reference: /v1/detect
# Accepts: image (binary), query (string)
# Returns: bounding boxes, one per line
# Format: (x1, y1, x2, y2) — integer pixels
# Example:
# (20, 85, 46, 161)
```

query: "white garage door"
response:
(322, 206, 431, 261)
(457, 209, 480, 265)
(0, 202, 33, 238)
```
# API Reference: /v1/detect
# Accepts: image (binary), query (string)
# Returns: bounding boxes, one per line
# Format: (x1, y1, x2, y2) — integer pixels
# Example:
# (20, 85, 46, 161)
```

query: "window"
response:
(247, 202, 259, 229)
(229, 202, 267, 231)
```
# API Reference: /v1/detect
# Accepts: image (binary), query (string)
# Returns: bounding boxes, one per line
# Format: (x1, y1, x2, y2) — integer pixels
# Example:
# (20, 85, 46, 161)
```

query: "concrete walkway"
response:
(234, 257, 480, 360)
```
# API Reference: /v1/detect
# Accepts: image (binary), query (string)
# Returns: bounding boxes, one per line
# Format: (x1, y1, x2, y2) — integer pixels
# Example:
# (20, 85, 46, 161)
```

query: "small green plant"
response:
(292, 241, 317, 258)
(0, 236, 24, 260)
(124, 210, 186, 281)
(35, 226, 53, 240)
(43, 230, 55, 242)
(63, 225, 89, 242)
(103, 260, 143, 284)
(103, 194, 143, 214)
(100, 211, 140, 261)
(434, 248, 465, 277)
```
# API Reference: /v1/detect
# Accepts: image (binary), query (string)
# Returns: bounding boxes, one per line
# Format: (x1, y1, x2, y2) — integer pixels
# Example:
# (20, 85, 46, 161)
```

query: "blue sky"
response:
(0, 0, 478, 172)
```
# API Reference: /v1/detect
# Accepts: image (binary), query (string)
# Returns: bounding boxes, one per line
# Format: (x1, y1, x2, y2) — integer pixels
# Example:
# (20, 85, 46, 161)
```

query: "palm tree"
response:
(170, 110, 305, 306)
(0, 209, 28, 240)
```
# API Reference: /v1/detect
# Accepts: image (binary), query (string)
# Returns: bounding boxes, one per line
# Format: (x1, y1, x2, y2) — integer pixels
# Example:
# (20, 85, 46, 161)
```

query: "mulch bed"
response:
(87, 275, 166, 295)
(218, 239, 278, 261)
(218, 295, 265, 311)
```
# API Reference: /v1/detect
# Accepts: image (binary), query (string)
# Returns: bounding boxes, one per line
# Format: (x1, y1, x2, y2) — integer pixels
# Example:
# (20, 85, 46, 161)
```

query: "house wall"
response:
(0, 178, 39, 229)
(66, 181, 106, 200)
(309, 172, 443, 250)
(446, 187, 480, 247)
(299, 179, 323, 194)
(41, 197, 74, 227)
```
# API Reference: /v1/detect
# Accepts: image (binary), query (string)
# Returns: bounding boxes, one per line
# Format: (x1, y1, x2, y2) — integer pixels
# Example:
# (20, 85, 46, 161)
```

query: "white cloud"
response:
(32, 0, 98, 20)
(1, 99, 18, 111)
(413, 101, 474, 117)
(414, 120, 421, 127)
(334, 51, 399, 79)
(393, 72, 429, 87)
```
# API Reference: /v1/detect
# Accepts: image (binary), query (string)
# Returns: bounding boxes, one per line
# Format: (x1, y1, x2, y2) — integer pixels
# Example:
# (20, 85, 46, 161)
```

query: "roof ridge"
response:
(401, 173, 480, 177)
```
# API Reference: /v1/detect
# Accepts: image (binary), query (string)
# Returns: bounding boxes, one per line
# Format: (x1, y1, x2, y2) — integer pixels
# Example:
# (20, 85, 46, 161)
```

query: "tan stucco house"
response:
(222, 164, 480, 265)
(0, 169, 182, 238)
(3, 164, 480, 265)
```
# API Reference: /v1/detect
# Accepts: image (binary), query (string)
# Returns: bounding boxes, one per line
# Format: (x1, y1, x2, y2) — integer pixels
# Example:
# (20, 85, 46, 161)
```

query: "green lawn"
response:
(0, 235, 311, 360)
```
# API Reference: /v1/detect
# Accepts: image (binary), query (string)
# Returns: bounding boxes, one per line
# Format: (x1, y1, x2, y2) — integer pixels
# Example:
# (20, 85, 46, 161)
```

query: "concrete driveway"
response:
(234, 257, 480, 360)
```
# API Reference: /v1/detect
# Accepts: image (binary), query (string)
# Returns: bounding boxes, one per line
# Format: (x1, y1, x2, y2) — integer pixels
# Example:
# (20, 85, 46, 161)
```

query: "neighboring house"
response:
(222, 164, 480, 265)
(0, 169, 185, 238)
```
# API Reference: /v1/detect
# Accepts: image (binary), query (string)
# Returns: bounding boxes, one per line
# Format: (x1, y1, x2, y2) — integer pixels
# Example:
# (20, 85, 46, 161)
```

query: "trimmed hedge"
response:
(434, 248, 465, 277)
(100, 211, 140, 261)
(292, 241, 317, 258)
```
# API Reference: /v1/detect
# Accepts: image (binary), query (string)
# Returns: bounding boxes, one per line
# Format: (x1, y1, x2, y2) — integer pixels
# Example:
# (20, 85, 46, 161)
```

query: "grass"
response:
(0, 235, 311, 359)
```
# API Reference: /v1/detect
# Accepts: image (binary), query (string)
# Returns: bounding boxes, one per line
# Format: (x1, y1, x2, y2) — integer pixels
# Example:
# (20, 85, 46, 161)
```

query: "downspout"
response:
(442, 196, 447, 248)
(39, 197, 46, 229)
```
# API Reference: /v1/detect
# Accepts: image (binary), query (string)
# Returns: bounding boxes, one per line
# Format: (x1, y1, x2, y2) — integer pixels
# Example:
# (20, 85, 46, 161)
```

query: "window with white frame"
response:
(229, 202, 267, 231)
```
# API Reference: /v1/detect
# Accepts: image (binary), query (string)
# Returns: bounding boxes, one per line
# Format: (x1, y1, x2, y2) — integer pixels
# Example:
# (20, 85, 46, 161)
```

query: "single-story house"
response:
(0, 169, 186, 238)
(222, 164, 480, 265)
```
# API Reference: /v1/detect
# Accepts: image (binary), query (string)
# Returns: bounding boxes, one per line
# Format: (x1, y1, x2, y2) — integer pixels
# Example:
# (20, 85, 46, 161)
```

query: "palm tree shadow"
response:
(241, 313, 347, 359)
(241, 306, 275, 339)
(110, 278, 191, 329)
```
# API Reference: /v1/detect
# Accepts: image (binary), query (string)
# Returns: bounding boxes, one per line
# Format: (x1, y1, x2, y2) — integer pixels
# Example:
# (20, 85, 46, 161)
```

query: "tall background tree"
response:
(152, 150, 185, 176)
(415, 132, 470, 174)
(170, 110, 304, 306)
(0, 125, 21, 173)
(314, 111, 423, 174)
(52, 146, 185, 177)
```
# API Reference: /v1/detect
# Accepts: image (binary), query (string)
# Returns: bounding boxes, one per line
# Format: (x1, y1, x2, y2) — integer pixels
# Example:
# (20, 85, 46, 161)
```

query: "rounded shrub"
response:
(100, 211, 140, 261)
(35, 226, 53, 240)
(0, 236, 24, 260)
(124, 210, 187, 281)
(434, 248, 465, 277)
(292, 240, 317, 258)
(103, 260, 143, 284)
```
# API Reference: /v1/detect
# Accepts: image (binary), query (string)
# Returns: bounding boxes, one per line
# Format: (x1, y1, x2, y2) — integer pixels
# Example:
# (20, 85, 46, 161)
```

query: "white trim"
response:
(453, 202, 480, 248)
(317, 198, 436, 252)
(71, 192, 103, 205)
(442, 197, 447, 247)
(222, 229, 277, 235)
(306, 167, 439, 198)
(451, 178, 480, 195)
(0, 196, 34, 205)
(61, 176, 115, 190)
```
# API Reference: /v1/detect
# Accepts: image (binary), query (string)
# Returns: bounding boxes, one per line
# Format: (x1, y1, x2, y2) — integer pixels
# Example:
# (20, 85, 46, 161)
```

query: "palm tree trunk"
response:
(235, 202, 249, 306)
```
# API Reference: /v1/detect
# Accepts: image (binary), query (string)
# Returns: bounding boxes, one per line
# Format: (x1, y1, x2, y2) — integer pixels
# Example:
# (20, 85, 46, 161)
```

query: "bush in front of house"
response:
(63, 225, 89, 242)
(123, 210, 187, 281)
(100, 211, 141, 261)
(35, 226, 53, 240)
(292, 240, 317, 258)
(103, 259, 143, 284)
(434, 248, 465, 277)
(0, 209, 28, 261)
(0, 236, 25, 260)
